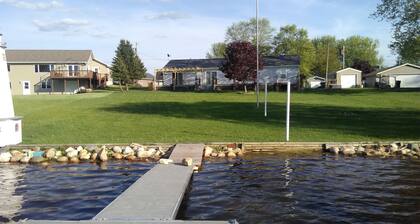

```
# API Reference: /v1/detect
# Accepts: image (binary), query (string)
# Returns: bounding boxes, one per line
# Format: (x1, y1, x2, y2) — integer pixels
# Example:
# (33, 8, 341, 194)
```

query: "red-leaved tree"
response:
(220, 41, 264, 92)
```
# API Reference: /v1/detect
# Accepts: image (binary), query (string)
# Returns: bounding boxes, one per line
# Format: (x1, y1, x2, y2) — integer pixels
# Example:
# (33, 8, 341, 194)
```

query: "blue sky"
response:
(0, 0, 396, 73)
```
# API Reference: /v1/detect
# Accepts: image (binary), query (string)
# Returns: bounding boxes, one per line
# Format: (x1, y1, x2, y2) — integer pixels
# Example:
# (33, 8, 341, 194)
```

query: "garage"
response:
(340, 74, 356, 88)
(364, 63, 420, 88)
(327, 68, 362, 89)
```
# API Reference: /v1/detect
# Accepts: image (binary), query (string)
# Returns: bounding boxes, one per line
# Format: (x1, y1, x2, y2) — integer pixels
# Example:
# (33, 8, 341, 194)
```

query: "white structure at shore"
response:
(0, 34, 22, 147)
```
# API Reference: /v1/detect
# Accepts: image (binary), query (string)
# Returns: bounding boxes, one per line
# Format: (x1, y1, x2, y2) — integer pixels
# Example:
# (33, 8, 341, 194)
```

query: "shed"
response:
(306, 76, 325, 89)
(327, 68, 362, 89)
(364, 63, 420, 88)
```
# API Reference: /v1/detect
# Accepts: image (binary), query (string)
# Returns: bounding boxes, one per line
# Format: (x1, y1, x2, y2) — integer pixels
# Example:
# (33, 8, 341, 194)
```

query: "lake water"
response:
(0, 161, 152, 222)
(178, 153, 420, 224)
(1, 154, 419, 223)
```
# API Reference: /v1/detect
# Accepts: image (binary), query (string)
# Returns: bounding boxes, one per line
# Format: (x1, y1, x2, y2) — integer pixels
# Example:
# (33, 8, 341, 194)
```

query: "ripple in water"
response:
(0, 161, 153, 222)
(178, 153, 420, 224)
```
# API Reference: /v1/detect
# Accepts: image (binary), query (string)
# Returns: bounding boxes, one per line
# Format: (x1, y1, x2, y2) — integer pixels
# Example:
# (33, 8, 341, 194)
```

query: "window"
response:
(41, 79, 51, 89)
(7, 64, 10, 72)
(35, 64, 54, 73)
(24, 82, 29, 89)
(68, 65, 80, 76)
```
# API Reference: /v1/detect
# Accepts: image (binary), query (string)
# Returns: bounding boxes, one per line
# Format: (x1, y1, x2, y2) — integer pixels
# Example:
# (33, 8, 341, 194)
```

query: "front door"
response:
(22, 81, 31, 95)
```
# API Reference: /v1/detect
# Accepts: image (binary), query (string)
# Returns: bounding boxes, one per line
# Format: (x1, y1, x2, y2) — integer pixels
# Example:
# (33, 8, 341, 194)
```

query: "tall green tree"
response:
(311, 36, 341, 77)
(273, 24, 315, 79)
(111, 39, 146, 91)
(225, 18, 275, 56)
(372, 0, 420, 64)
(206, 42, 226, 59)
(339, 35, 383, 68)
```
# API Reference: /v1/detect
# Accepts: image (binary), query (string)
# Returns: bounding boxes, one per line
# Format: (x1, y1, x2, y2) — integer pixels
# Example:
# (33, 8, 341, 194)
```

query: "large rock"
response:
(65, 147, 78, 158)
(408, 143, 419, 152)
(79, 152, 91, 161)
(130, 143, 142, 150)
(123, 146, 134, 156)
(204, 146, 213, 157)
(328, 147, 340, 155)
(69, 157, 80, 163)
(227, 151, 236, 158)
(341, 146, 356, 156)
(10, 150, 23, 157)
(57, 156, 69, 162)
(30, 156, 46, 163)
(90, 152, 98, 161)
(86, 145, 97, 152)
(20, 156, 31, 163)
(76, 146, 84, 152)
(126, 155, 137, 161)
(10, 154, 24, 162)
(112, 146, 122, 153)
(55, 151, 63, 157)
(99, 148, 108, 162)
(45, 148, 56, 159)
(113, 153, 123, 160)
(137, 150, 150, 158)
(217, 152, 226, 158)
(210, 152, 218, 157)
(0, 152, 12, 162)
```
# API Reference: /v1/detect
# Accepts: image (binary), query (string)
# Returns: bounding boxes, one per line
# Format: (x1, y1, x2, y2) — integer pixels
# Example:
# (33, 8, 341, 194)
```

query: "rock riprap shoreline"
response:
(0, 143, 166, 164)
(324, 143, 420, 158)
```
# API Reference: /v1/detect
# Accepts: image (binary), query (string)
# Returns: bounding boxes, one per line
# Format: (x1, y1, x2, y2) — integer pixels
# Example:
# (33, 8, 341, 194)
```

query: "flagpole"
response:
(256, 0, 260, 108)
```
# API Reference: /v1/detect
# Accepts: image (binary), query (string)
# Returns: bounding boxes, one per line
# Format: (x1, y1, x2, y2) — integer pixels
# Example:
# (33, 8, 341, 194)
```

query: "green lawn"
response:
(13, 89, 420, 144)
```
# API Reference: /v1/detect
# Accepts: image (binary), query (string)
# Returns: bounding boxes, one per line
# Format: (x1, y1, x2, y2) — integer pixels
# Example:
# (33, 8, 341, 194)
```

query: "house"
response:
(6, 50, 111, 95)
(156, 55, 300, 91)
(364, 63, 420, 88)
(305, 76, 325, 89)
(326, 68, 362, 89)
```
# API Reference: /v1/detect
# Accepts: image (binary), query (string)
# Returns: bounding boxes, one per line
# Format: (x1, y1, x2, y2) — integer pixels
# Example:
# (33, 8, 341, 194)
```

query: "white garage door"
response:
(341, 75, 356, 88)
(396, 75, 420, 88)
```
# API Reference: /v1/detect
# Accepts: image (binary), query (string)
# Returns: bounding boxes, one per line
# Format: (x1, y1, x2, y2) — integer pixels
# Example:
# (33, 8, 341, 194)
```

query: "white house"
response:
(364, 63, 420, 88)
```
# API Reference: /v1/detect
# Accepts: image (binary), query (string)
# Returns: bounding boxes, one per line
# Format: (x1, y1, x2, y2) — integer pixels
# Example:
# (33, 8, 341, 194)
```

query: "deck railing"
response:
(50, 70, 95, 79)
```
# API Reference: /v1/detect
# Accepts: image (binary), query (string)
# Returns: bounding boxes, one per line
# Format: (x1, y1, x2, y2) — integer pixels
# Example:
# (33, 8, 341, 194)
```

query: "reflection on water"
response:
(0, 164, 25, 222)
(179, 153, 420, 224)
(0, 161, 153, 222)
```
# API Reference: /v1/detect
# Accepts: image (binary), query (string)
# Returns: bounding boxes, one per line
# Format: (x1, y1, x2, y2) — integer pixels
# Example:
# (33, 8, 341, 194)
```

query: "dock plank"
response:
(169, 144, 205, 167)
(94, 164, 193, 221)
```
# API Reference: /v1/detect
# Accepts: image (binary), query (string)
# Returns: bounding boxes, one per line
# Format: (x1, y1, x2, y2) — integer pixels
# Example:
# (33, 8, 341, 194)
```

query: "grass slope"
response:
(13, 89, 420, 144)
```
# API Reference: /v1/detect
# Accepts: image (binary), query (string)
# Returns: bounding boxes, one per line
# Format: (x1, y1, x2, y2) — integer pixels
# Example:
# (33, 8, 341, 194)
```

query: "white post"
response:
(286, 81, 291, 142)
(256, 0, 260, 108)
(264, 80, 267, 117)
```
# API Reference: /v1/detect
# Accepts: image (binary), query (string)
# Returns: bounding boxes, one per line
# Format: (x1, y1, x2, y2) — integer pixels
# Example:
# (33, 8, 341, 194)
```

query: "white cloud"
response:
(33, 18, 89, 32)
(0, 0, 62, 10)
(144, 11, 189, 20)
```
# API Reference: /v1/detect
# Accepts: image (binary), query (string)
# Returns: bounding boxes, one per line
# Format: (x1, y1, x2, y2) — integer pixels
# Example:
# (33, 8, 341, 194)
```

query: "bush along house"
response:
(6, 50, 111, 95)
(156, 55, 300, 91)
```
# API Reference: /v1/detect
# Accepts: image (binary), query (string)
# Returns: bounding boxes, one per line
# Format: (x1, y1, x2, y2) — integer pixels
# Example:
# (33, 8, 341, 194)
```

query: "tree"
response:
(352, 59, 376, 74)
(111, 39, 147, 91)
(225, 18, 275, 56)
(339, 35, 383, 68)
(206, 42, 226, 59)
(311, 36, 342, 77)
(372, 0, 420, 64)
(220, 41, 263, 92)
(273, 24, 315, 80)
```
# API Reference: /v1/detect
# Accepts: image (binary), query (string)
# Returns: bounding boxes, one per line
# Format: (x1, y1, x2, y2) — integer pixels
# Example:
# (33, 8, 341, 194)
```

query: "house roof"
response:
(164, 55, 300, 69)
(307, 76, 325, 81)
(327, 67, 362, 77)
(364, 63, 420, 77)
(5, 50, 93, 64)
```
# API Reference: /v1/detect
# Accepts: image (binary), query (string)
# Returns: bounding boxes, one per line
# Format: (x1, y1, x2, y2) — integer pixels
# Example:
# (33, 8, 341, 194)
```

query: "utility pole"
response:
(256, 0, 260, 108)
(325, 43, 330, 88)
(342, 45, 345, 69)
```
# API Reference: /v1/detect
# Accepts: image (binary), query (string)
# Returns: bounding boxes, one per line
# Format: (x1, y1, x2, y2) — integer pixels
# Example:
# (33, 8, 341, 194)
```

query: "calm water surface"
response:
(0, 161, 153, 222)
(179, 153, 420, 224)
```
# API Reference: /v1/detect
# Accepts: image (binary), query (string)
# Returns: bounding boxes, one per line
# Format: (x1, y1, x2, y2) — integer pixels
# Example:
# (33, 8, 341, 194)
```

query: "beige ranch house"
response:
(6, 50, 111, 95)
(327, 68, 362, 89)
(364, 63, 420, 88)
